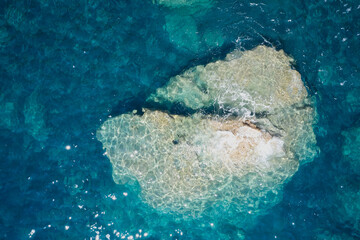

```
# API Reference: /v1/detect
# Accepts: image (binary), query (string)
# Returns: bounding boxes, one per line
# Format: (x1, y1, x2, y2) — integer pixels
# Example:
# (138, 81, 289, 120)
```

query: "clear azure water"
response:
(0, 0, 360, 239)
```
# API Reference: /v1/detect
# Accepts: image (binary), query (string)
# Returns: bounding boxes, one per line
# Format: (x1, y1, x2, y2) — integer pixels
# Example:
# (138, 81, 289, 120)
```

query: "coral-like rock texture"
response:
(149, 46, 306, 114)
(97, 46, 318, 218)
(148, 45, 317, 164)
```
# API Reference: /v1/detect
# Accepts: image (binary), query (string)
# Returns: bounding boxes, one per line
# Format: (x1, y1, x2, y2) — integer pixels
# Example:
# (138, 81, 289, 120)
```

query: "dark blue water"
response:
(1, 0, 360, 239)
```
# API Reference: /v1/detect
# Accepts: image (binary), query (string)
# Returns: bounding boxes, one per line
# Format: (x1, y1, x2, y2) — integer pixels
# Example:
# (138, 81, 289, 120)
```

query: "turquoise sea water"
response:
(1, 0, 360, 239)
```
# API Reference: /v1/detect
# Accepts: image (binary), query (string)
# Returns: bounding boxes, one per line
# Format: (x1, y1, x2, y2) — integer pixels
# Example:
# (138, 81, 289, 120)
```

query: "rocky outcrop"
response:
(97, 46, 318, 220)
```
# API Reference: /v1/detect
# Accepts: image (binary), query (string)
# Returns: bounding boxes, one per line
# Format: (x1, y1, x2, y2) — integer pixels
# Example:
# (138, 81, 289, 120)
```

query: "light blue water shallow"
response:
(0, 0, 360, 239)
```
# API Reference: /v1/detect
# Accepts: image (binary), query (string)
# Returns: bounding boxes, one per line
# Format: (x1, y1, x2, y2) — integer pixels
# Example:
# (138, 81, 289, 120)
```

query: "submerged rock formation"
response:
(341, 123, 360, 174)
(24, 88, 50, 142)
(334, 176, 360, 234)
(97, 46, 318, 219)
(97, 110, 295, 216)
(153, 0, 223, 52)
(332, 122, 360, 233)
(149, 46, 306, 113)
(153, 0, 213, 8)
(148, 45, 318, 164)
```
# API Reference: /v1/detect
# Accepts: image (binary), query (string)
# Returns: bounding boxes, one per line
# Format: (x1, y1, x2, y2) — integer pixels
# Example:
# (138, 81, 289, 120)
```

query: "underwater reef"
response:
(97, 46, 318, 225)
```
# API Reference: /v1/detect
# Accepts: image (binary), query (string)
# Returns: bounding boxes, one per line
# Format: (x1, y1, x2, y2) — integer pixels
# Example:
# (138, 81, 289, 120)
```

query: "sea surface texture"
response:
(0, 0, 360, 239)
